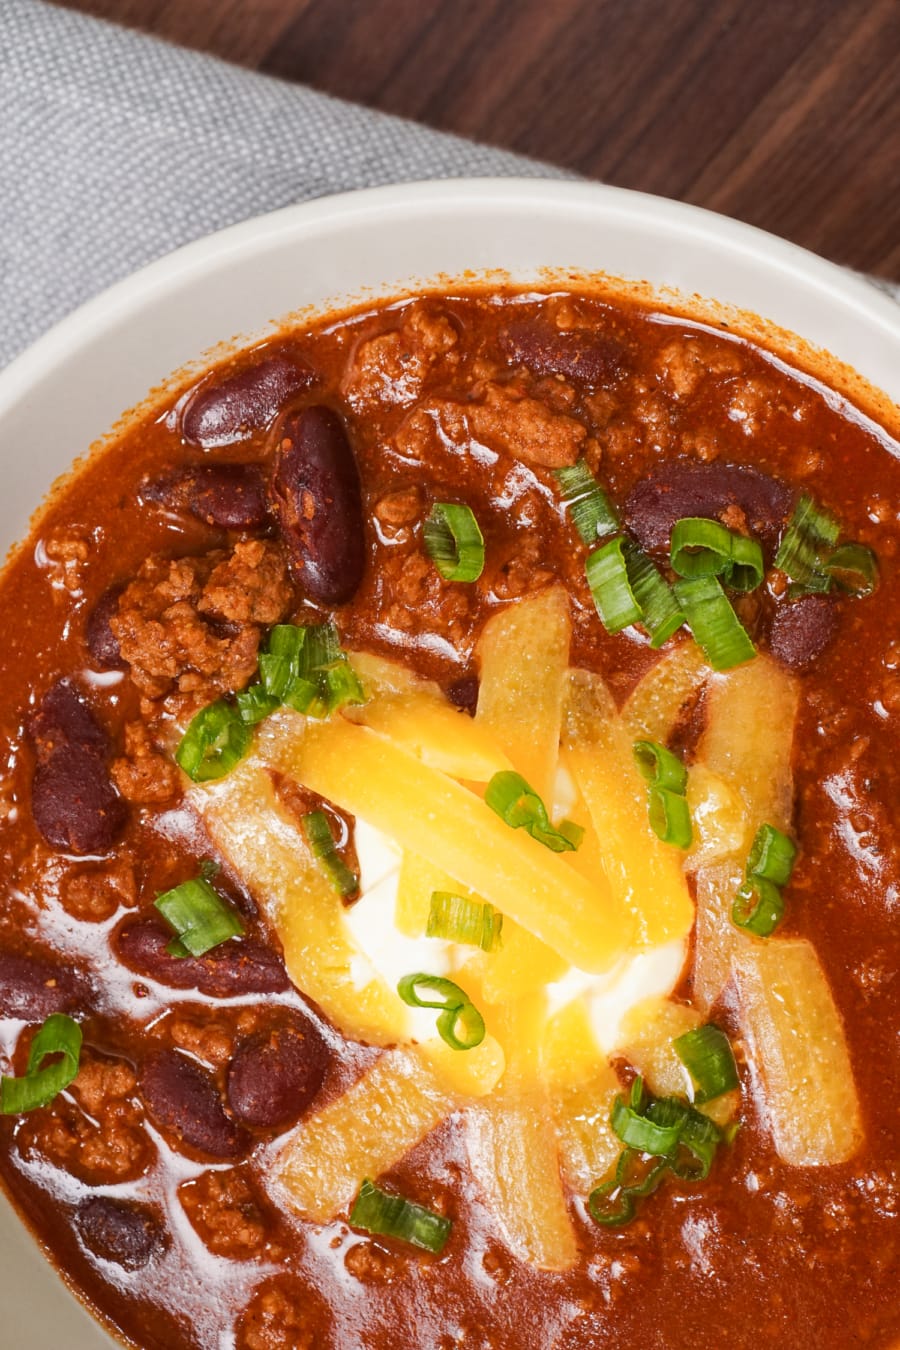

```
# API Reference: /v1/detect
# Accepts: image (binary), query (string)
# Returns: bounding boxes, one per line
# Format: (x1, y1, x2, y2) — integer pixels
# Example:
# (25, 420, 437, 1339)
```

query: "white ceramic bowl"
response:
(0, 178, 898, 1350)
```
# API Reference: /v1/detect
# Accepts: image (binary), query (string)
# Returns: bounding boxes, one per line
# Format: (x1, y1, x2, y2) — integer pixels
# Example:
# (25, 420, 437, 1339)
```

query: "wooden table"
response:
(58, 0, 900, 280)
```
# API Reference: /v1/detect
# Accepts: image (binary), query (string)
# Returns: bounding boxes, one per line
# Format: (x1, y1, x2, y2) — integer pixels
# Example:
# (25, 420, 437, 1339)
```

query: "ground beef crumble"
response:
(110, 539, 293, 707)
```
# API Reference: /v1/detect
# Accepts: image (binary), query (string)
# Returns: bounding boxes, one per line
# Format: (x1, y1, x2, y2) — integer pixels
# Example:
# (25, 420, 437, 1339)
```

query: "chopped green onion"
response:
(746, 823, 797, 887)
(648, 787, 693, 849)
(397, 974, 485, 1051)
(633, 741, 692, 849)
(611, 1091, 686, 1155)
(673, 575, 755, 671)
(301, 810, 359, 899)
(673, 1024, 739, 1103)
(614, 1148, 670, 1197)
(622, 540, 685, 647)
(282, 676, 326, 717)
(259, 622, 364, 719)
(587, 1179, 636, 1227)
(424, 502, 485, 582)
(320, 662, 366, 715)
(732, 876, 785, 937)
(484, 770, 580, 853)
(670, 517, 738, 579)
(0, 1014, 82, 1115)
(155, 876, 245, 957)
(303, 620, 343, 670)
(585, 537, 642, 633)
(350, 1178, 452, 1253)
(668, 1106, 723, 1180)
(426, 893, 502, 952)
(670, 517, 764, 592)
(585, 538, 683, 647)
(555, 460, 619, 544)
(633, 740, 688, 794)
(775, 494, 840, 587)
(558, 818, 585, 849)
(728, 533, 765, 592)
(236, 683, 281, 725)
(824, 542, 879, 597)
(175, 700, 251, 782)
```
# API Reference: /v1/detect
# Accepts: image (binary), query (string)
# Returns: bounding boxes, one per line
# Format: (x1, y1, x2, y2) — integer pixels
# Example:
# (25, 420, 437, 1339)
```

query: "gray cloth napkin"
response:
(0, 0, 895, 373)
(0, 0, 566, 369)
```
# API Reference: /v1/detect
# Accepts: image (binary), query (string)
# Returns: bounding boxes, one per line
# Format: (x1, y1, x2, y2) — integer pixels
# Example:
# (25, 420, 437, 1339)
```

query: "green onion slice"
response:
(732, 876, 785, 937)
(824, 542, 879, 597)
(673, 575, 755, 671)
(775, 494, 840, 587)
(484, 770, 580, 853)
(585, 537, 642, 633)
(648, 787, 693, 849)
(424, 503, 485, 582)
(236, 683, 281, 726)
(728, 533, 765, 593)
(670, 517, 764, 593)
(673, 1024, 739, 1103)
(668, 1107, 723, 1180)
(611, 1091, 686, 1155)
(614, 1148, 670, 1197)
(426, 893, 502, 952)
(0, 1014, 82, 1115)
(155, 876, 245, 957)
(397, 974, 485, 1051)
(633, 740, 688, 794)
(350, 1178, 452, 1253)
(587, 1179, 636, 1227)
(746, 823, 797, 887)
(555, 460, 619, 544)
(585, 537, 683, 647)
(301, 810, 359, 899)
(175, 700, 250, 782)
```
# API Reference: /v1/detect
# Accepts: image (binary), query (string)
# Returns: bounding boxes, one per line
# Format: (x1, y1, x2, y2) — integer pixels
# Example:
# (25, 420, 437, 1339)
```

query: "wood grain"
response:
(55, 0, 900, 278)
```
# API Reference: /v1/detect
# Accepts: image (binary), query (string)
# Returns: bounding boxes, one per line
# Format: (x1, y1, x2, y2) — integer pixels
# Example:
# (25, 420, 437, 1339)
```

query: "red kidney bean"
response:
(0, 949, 87, 1019)
(269, 405, 366, 605)
(769, 595, 839, 671)
(115, 920, 290, 998)
(29, 680, 127, 854)
(141, 463, 269, 530)
(75, 1196, 165, 1270)
(226, 1015, 330, 1129)
(181, 353, 316, 449)
(141, 1049, 248, 1159)
(85, 584, 128, 670)
(625, 461, 793, 556)
(499, 319, 627, 385)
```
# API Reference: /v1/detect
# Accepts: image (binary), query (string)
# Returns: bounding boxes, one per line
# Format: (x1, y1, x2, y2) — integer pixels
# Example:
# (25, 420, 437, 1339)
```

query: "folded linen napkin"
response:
(0, 0, 895, 372)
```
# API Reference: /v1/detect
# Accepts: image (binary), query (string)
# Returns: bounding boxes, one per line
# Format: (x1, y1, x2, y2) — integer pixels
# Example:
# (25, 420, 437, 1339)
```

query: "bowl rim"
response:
(1, 177, 898, 424)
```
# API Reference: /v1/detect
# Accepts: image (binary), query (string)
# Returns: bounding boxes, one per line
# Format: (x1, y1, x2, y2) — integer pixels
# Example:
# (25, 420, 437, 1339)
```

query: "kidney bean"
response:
(625, 461, 793, 556)
(29, 680, 127, 854)
(0, 949, 87, 1019)
(85, 584, 127, 670)
(141, 1048, 248, 1159)
(769, 595, 839, 671)
(141, 464, 269, 530)
(181, 353, 316, 449)
(75, 1196, 165, 1270)
(500, 319, 626, 385)
(115, 920, 289, 998)
(269, 405, 366, 605)
(227, 1015, 329, 1129)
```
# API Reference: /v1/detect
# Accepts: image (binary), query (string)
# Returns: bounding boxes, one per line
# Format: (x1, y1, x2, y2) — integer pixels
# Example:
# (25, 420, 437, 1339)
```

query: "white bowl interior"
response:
(0, 178, 897, 1349)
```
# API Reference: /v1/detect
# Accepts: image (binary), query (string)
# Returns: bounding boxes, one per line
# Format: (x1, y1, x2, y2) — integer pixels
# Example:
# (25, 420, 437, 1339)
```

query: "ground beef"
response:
(236, 1277, 333, 1350)
(61, 860, 137, 922)
(110, 540, 292, 707)
(342, 306, 458, 410)
(467, 381, 586, 468)
(376, 552, 473, 649)
(111, 722, 181, 804)
(18, 1050, 151, 1184)
(179, 1169, 282, 1262)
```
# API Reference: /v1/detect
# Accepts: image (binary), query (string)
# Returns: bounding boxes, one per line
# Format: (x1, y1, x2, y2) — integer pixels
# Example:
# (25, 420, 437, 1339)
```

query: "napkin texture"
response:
(0, 0, 895, 372)
(0, 0, 566, 367)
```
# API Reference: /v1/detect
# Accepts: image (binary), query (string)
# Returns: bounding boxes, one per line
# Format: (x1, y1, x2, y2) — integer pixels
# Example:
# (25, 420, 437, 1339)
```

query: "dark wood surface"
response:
(57, 0, 900, 280)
